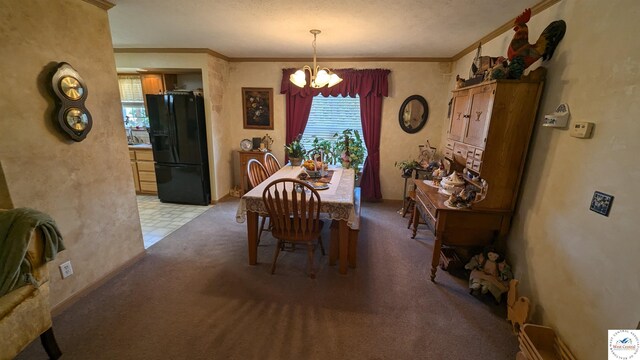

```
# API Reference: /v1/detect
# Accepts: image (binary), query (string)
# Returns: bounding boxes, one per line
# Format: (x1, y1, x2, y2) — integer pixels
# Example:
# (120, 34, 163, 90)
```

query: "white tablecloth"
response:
(236, 165, 358, 228)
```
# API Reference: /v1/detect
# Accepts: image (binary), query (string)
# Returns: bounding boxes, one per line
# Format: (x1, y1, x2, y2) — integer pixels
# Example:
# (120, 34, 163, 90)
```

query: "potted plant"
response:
(333, 129, 366, 172)
(308, 136, 336, 165)
(284, 135, 306, 166)
(395, 159, 420, 178)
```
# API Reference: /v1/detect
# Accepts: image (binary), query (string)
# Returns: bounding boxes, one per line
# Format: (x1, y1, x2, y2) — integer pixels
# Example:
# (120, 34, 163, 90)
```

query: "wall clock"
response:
(50, 62, 92, 141)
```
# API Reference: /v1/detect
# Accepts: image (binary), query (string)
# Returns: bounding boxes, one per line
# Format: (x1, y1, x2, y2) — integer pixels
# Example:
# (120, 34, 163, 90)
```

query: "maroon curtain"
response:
(281, 68, 390, 199)
(359, 94, 383, 200)
(284, 92, 314, 150)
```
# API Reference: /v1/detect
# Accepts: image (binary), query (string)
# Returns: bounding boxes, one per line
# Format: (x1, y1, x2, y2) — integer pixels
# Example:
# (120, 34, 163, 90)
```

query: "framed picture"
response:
(242, 87, 273, 130)
(590, 191, 614, 216)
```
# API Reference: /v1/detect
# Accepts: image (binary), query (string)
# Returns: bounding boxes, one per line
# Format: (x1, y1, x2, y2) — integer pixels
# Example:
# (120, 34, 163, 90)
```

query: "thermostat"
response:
(570, 122, 594, 138)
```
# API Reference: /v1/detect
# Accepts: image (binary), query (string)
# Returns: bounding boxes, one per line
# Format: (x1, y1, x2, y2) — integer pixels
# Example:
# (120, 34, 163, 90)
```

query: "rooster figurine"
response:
(507, 8, 566, 79)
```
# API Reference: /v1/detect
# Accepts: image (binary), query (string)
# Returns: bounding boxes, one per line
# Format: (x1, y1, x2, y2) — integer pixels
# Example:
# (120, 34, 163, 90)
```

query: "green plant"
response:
(284, 136, 306, 158)
(333, 129, 366, 172)
(308, 136, 337, 164)
(395, 159, 420, 171)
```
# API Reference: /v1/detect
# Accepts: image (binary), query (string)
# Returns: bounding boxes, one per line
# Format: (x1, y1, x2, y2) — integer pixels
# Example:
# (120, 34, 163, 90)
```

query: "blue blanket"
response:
(0, 208, 65, 296)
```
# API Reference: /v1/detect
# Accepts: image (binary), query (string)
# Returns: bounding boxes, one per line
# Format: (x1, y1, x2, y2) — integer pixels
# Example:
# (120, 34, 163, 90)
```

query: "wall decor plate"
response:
(240, 139, 252, 151)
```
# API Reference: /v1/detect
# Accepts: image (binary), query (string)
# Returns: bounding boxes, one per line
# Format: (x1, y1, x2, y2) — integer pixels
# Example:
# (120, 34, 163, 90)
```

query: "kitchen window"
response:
(117, 75, 148, 128)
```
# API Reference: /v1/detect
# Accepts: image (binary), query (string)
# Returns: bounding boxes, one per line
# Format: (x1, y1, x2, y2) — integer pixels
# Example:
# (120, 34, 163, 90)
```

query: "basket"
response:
(518, 324, 576, 360)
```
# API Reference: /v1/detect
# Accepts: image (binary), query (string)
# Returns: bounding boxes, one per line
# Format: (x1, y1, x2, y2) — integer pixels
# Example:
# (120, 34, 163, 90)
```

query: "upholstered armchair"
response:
(0, 212, 62, 360)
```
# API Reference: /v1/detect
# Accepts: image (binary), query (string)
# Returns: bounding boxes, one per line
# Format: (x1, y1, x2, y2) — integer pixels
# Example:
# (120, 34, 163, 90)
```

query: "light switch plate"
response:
(570, 122, 594, 138)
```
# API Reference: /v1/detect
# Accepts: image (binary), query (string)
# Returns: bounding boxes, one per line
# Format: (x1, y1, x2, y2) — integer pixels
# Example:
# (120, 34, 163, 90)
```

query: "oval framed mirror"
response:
(399, 95, 429, 133)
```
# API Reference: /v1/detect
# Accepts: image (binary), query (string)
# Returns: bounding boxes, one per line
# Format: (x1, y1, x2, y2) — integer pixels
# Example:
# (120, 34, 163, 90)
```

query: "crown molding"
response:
(451, 0, 561, 61)
(113, 48, 230, 62)
(113, 49, 450, 63)
(229, 56, 451, 63)
(81, 0, 114, 10)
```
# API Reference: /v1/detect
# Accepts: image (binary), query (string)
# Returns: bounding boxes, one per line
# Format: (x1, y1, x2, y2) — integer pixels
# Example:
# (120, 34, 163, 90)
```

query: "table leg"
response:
(339, 219, 349, 274)
(247, 211, 258, 265)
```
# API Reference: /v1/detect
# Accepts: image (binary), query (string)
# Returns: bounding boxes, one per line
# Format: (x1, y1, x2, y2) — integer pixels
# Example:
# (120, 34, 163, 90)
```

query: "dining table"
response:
(236, 164, 358, 274)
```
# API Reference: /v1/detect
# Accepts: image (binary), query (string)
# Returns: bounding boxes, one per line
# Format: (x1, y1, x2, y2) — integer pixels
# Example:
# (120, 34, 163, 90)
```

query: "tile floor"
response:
(136, 195, 212, 248)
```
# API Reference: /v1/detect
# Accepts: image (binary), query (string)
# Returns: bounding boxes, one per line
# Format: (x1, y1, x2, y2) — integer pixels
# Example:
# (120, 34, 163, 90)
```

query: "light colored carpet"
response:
(18, 199, 518, 359)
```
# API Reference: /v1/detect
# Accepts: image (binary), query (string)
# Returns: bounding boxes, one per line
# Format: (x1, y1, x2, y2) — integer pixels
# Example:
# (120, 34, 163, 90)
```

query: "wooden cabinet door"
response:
(131, 161, 140, 192)
(464, 85, 494, 148)
(141, 74, 164, 96)
(448, 92, 470, 141)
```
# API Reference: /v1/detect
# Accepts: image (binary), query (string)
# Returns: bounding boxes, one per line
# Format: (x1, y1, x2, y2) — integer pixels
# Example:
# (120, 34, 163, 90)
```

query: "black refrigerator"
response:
(147, 92, 211, 205)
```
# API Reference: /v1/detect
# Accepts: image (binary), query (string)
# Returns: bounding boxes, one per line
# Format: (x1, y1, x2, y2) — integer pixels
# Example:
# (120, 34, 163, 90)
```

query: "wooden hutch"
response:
(412, 68, 546, 281)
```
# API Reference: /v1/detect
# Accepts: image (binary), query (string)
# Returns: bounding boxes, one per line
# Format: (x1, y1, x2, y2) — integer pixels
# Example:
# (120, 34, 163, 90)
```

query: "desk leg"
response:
(339, 219, 349, 274)
(411, 205, 419, 239)
(247, 211, 258, 265)
(430, 213, 447, 282)
(430, 236, 442, 282)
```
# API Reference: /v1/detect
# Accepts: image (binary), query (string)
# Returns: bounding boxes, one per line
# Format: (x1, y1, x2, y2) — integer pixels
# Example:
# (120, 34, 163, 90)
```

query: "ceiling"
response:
(108, 0, 543, 59)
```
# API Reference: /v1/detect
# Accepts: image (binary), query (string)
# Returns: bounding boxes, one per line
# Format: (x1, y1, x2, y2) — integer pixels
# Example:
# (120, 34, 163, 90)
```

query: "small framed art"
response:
(242, 87, 273, 130)
(589, 191, 614, 216)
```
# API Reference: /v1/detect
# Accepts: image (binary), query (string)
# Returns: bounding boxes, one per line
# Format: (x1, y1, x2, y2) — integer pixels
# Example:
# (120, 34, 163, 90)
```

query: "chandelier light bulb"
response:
(290, 29, 342, 89)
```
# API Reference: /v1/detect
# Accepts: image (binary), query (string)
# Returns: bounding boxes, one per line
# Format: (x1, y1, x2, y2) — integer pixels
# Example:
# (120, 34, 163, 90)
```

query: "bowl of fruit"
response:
(302, 159, 323, 178)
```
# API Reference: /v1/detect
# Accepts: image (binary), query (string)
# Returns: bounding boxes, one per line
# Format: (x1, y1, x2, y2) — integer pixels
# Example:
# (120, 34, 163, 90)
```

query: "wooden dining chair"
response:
(247, 159, 269, 188)
(262, 179, 325, 278)
(263, 152, 281, 176)
(247, 158, 270, 242)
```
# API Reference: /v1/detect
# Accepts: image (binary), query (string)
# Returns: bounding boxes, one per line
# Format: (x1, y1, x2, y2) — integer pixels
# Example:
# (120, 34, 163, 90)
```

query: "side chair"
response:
(247, 159, 270, 242)
(262, 179, 325, 278)
(263, 152, 281, 176)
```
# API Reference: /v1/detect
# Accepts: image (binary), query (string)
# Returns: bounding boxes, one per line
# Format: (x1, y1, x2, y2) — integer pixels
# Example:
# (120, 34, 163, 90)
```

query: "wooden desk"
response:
(237, 166, 357, 274)
(411, 179, 511, 282)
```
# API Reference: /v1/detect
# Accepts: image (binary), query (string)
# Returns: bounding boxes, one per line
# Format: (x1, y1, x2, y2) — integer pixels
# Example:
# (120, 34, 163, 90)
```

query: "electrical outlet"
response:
(59, 260, 73, 279)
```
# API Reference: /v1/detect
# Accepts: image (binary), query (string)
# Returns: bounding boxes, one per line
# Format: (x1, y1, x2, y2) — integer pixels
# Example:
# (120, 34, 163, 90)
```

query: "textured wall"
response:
(206, 57, 231, 201)
(114, 52, 230, 201)
(223, 61, 451, 200)
(451, 1, 640, 358)
(0, 0, 145, 307)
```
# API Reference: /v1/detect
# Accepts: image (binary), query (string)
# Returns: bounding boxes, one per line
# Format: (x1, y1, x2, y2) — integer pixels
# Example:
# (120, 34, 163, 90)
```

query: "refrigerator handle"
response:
(168, 95, 179, 162)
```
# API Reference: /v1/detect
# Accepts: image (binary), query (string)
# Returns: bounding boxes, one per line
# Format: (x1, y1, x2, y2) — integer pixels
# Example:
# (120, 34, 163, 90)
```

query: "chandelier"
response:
(290, 29, 343, 89)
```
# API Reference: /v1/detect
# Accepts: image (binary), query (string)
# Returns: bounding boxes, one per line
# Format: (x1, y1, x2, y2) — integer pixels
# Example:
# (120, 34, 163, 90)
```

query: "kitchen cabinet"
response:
(129, 146, 157, 194)
(141, 74, 164, 96)
(129, 150, 140, 192)
(141, 73, 177, 96)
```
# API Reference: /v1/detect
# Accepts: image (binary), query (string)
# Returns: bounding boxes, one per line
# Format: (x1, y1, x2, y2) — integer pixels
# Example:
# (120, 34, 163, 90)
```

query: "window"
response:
(301, 95, 365, 159)
(117, 75, 147, 128)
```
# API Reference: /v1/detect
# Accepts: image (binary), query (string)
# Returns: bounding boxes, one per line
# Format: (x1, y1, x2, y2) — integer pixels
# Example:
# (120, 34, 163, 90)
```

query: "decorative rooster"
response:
(507, 8, 566, 79)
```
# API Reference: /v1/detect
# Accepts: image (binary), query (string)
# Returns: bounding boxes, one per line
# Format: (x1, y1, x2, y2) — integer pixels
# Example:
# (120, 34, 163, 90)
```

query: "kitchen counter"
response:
(128, 144, 152, 150)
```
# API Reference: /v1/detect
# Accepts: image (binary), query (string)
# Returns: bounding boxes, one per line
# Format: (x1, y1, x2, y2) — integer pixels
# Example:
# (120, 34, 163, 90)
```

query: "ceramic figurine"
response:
(507, 8, 566, 79)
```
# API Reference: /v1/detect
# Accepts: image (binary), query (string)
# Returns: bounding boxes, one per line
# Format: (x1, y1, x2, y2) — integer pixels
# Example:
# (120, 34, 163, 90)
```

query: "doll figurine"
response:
(464, 247, 513, 302)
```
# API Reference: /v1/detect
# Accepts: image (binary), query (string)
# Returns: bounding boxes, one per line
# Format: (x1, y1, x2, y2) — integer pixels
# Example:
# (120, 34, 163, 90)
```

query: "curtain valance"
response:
(280, 68, 390, 98)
